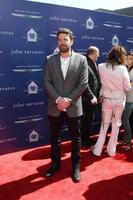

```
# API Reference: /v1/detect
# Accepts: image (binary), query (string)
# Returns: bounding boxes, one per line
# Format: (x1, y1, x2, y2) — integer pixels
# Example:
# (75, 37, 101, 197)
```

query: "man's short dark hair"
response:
(57, 28, 74, 40)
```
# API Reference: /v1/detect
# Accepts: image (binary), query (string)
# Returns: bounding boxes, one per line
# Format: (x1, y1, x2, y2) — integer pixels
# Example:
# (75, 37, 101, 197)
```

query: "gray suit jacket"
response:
(44, 51, 88, 117)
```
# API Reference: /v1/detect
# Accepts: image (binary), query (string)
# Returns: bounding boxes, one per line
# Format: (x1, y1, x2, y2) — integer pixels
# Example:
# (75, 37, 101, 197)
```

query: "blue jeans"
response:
(122, 102, 133, 144)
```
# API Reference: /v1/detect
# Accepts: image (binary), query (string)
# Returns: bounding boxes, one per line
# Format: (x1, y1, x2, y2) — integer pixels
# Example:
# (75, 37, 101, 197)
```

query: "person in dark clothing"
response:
(81, 46, 102, 147)
(44, 28, 88, 182)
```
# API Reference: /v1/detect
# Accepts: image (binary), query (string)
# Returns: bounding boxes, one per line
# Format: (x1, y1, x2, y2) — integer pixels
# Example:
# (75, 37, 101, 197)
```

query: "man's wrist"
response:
(55, 96, 61, 104)
(91, 96, 97, 104)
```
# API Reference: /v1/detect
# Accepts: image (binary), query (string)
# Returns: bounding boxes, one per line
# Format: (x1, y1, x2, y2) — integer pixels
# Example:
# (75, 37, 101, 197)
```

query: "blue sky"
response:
(26, 0, 133, 10)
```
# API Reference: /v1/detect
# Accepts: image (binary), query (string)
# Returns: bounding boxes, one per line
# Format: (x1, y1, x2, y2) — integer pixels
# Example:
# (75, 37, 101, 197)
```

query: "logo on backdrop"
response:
(103, 21, 123, 29)
(81, 33, 105, 41)
(11, 49, 44, 56)
(24, 81, 43, 94)
(0, 86, 16, 93)
(27, 28, 37, 42)
(49, 15, 77, 23)
(11, 10, 43, 19)
(83, 17, 95, 30)
(29, 130, 39, 143)
(86, 17, 94, 29)
(13, 101, 44, 110)
(25, 129, 45, 143)
(127, 26, 133, 30)
(0, 30, 14, 37)
(23, 27, 42, 42)
(28, 81, 38, 94)
(12, 65, 43, 73)
(0, 137, 17, 144)
(112, 35, 119, 46)
(126, 37, 133, 44)
(14, 115, 44, 124)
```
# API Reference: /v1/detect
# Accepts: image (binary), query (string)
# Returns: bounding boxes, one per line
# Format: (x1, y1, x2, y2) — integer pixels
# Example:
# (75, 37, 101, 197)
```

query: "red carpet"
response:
(0, 141, 133, 200)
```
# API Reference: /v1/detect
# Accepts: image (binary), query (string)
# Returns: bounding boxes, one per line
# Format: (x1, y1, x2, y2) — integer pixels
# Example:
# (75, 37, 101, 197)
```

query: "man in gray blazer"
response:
(44, 28, 88, 182)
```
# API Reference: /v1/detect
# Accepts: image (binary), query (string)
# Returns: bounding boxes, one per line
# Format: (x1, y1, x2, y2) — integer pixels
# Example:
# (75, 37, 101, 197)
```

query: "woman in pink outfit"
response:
(92, 45, 132, 156)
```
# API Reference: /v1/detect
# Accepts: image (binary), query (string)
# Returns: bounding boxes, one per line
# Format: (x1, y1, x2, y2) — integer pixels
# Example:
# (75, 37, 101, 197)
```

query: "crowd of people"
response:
(44, 27, 133, 182)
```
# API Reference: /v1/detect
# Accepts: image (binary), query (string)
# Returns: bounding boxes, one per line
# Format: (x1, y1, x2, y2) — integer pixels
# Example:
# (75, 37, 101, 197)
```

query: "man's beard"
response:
(59, 45, 70, 53)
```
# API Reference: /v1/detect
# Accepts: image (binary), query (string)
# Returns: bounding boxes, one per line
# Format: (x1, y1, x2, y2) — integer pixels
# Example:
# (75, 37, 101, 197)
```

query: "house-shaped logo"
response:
(27, 28, 37, 42)
(86, 17, 94, 29)
(29, 130, 39, 142)
(28, 81, 38, 94)
(112, 35, 119, 46)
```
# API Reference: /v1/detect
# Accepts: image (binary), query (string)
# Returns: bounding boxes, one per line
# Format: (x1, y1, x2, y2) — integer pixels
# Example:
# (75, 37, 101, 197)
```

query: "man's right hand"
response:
(90, 96, 97, 105)
(56, 97, 71, 111)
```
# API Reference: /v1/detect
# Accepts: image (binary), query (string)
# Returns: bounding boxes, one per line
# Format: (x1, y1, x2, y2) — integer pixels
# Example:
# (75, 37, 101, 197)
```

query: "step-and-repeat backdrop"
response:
(0, 0, 133, 154)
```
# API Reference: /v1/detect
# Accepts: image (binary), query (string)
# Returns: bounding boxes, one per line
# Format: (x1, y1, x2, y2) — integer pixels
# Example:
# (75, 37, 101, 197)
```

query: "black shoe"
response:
(45, 165, 60, 177)
(72, 167, 80, 182)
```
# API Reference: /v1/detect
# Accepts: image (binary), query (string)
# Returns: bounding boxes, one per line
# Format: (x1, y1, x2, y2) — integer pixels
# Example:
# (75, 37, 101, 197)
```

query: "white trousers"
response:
(93, 97, 125, 156)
